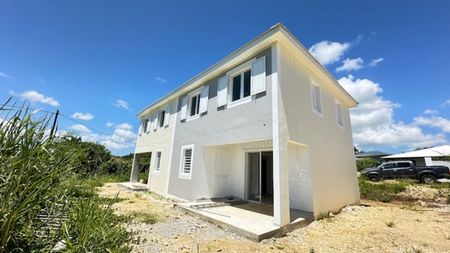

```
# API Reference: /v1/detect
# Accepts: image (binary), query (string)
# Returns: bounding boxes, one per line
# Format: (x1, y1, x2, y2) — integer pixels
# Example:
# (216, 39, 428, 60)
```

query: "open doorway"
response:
(246, 151, 273, 204)
(132, 152, 151, 184)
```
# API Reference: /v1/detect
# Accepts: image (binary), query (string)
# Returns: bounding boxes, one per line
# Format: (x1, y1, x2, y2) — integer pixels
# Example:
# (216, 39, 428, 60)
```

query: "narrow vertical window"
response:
(154, 151, 162, 172)
(232, 75, 241, 101)
(189, 94, 200, 116)
(159, 110, 165, 128)
(179, 145, 194, 179)
(243, 70, 251, 97)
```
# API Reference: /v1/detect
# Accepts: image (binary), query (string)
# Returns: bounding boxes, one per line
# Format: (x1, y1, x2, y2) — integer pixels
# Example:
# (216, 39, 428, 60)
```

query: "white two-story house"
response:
(129, 23, 360, 226)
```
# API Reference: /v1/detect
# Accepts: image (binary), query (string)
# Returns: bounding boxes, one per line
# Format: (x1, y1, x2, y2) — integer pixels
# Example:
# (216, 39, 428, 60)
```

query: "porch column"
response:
(271, 43, 290, 226)
(130, 153, 140, 183)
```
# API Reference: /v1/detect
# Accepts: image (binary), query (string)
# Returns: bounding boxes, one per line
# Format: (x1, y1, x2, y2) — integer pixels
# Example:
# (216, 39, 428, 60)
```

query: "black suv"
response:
(361, 161, 450, 183)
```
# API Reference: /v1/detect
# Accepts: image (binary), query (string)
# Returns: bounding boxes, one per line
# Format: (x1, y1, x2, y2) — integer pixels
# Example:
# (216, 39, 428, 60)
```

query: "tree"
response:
(356, 158, 380, 171)
(54, 135, 112, 176)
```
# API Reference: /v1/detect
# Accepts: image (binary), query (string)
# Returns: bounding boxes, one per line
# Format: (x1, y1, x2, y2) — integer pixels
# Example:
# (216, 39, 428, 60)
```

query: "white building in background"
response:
(383, 145, 450, 167)
(129, 23, 360, 225)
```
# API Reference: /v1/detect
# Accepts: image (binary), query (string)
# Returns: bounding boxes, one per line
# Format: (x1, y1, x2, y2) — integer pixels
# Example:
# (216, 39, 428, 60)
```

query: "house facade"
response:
(130, 24, 360, 225)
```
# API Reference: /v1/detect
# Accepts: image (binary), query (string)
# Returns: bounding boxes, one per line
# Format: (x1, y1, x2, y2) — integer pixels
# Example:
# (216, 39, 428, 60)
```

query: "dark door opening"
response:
(246, 151, 273, 204)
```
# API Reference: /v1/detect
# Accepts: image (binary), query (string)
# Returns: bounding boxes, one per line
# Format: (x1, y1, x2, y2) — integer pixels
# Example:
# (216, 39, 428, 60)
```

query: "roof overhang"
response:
(383, 145, 450, 159)
(137, 23, 358, 118)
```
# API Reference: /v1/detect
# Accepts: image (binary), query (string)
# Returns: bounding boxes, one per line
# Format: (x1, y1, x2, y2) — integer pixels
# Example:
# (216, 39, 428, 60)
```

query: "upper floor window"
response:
(142, 119, 149, 134)
(159, 110, 165, 128)
(336, 102, 344, 128)
(231, 69, 251, 102)
(189, 92, 201, 117)
(311, 84, 323, 116)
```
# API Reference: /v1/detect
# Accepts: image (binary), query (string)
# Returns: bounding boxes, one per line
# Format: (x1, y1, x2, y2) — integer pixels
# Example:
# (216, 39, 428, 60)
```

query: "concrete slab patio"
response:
(118, 182, 148, 191)
(175, 200, 314, 241)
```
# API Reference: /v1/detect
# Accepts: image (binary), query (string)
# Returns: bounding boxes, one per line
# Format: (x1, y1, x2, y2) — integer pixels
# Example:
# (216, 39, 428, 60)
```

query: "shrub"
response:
(359, 177, 411, 202)
(356, 158, 380, 171)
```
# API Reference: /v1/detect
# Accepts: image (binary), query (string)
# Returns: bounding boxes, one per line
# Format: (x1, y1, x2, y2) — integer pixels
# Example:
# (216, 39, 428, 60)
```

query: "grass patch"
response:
(359, 177, 412, 202)
(131, 212, 160, 224)
(386, 221, 395, 228)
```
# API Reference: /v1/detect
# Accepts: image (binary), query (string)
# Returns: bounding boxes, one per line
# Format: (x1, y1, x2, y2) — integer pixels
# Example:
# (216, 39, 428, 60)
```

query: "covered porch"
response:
(175, 199, 313, 241)
(201, 139, 314, 231)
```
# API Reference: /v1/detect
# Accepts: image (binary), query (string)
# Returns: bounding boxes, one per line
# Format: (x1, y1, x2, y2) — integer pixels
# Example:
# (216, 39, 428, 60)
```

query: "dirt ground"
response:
(98, 183, 450, 253)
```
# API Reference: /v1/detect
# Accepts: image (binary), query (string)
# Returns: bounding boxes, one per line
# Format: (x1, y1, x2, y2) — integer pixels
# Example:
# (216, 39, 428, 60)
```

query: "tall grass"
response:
(0, 99, 132, 252)
(0, 99, 70, 252)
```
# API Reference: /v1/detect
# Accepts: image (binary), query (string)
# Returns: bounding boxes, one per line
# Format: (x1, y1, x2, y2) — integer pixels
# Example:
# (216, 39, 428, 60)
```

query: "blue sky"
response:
(1, 1, 450, 155)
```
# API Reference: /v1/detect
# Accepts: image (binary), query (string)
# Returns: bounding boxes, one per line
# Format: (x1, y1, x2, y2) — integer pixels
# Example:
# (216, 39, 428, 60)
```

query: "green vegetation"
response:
(356, 157, 380, 171)
(359, 177, 412, 202)
(130, 212, 159, 224)
(0, 99, 133, 252)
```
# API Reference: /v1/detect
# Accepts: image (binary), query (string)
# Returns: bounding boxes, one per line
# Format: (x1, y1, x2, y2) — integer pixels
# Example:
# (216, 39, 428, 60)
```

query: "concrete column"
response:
(130, 154, 140, 183)
(271, 43, 290, 226)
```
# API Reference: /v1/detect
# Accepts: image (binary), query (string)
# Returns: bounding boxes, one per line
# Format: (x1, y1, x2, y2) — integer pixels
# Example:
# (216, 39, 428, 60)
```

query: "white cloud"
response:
(71, 112, 94, 121)
(424, 109, 438, 115)
(368, 58, 384, 67)
(12, 90, 60, 107)
(339, 75, 447, 150)
(67, 122, 136, 151)
(309, 41, 350, 65)
(414, 116, 450, 133)
(69, 124, 91, 133)
(442, 99, 450, 107)
(155, 76, 167, 83)
(336, 58, 364, 72)
(0, 71, 13, 79)
(106, 122, 113, 127)
(112, 99, 130, 110)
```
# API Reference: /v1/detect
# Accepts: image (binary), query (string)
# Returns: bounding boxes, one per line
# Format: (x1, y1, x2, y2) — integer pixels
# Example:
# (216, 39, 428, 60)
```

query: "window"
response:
(141, 119, 148, 134)
(397, 162, 411, 168)
(311, 84, 322, 115)
(179, 145, 194, 179)
(336, 102, 344, 128)
(189, 93, 201, 117)
(154, 151, 162, 172)
(231, 69, 251, 102)
(382, 163, 396, 170)
(159, 110, 165, 128)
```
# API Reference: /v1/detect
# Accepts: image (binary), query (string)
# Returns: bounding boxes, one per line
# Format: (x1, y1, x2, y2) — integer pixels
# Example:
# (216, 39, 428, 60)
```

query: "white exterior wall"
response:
(278, 44, 360, 216)
(134, 100, 177, 195)
(166, 48, 273, 201)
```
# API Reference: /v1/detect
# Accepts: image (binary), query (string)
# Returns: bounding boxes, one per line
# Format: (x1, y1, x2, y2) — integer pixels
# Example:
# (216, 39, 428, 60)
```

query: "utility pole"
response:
(50, 109, 59, 139)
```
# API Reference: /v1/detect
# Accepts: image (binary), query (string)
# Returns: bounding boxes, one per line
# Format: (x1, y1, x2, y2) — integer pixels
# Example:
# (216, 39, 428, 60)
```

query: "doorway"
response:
(246, 151, 273, 204)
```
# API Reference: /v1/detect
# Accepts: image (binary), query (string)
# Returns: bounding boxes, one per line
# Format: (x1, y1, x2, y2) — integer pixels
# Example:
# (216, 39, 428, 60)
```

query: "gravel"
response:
(98, 183, 450, 253)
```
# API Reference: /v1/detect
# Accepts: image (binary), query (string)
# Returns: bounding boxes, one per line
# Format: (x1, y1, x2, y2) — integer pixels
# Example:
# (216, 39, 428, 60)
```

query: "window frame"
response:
(158, 110, 165, 128)
(335, 101, 344, 129)
(230, 68, 252, 103)
(153, 150, 162, 173)
(311, 82, 323, 117)
(187, 88, 202, 121)
(227, 59, 254, 108)
(179, 144, 194, 179)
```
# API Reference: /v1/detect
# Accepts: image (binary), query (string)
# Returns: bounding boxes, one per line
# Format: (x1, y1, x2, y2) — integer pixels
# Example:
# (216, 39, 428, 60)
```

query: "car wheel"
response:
(420, 174, 436, 184)
(368, 175, 380, 182)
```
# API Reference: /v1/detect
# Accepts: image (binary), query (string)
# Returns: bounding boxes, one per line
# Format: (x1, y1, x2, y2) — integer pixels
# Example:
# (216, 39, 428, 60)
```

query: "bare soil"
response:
(98, 183, 450, 253)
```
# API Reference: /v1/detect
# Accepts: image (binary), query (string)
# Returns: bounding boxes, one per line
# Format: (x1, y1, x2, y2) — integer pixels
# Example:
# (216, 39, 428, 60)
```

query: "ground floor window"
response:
(179, 144, 194, 179)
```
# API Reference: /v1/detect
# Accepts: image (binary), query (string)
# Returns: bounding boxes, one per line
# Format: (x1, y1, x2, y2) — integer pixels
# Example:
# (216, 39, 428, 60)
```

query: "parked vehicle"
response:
(361, 160, 450, 183)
